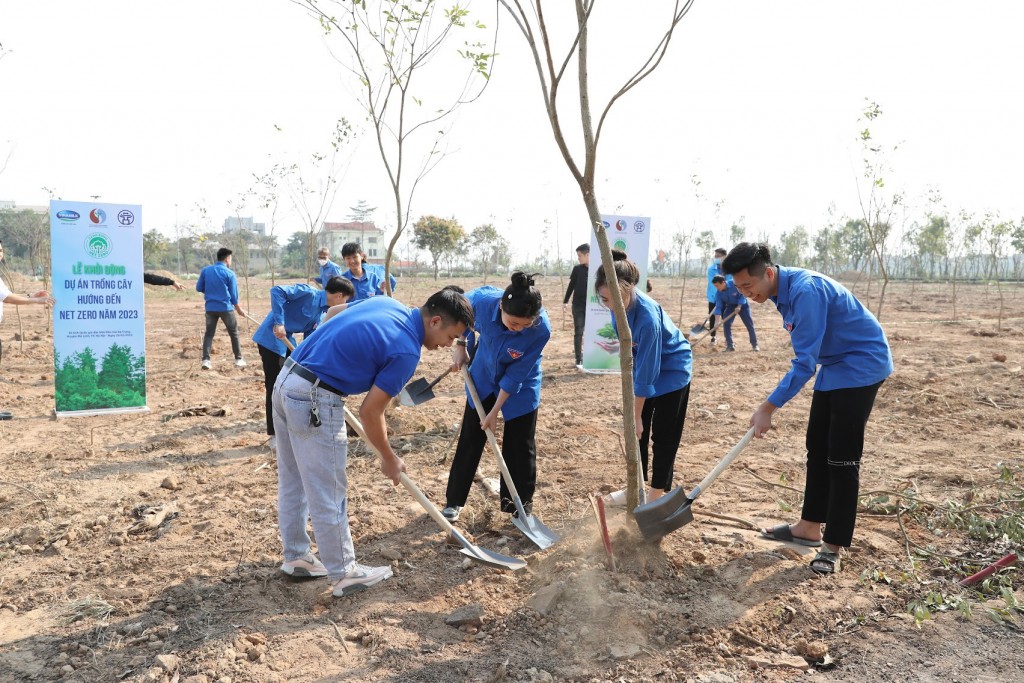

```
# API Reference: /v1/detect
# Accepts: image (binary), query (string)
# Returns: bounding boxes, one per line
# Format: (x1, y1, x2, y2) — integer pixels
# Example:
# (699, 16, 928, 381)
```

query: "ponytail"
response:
(502, 271, 543, 318)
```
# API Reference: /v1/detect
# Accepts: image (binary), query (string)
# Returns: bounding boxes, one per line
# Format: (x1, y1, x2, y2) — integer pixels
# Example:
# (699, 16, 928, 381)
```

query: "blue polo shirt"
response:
(706, 261, 732, 303)
(611, 291, 692, 398)
(712, 282, 748, 315)
(252, 284, 328, 358)
(464, 287, 551, 421)
(767, 266, 893, 408)
(342, 264, 397, 301)
(313, 259, 344, 286)
(291, 296, 424, 397)
(196, 261, 238, 312)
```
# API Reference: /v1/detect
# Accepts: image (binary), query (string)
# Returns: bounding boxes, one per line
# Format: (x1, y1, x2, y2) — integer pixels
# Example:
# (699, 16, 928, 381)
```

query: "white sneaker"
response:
(235, 358, 247, 368)
(604, 489, 627, 508)
(280, 551, 328, 578)
(201, 359, 212, 370)
(441, 506, 462, 521)
(332, 563, 393, 597)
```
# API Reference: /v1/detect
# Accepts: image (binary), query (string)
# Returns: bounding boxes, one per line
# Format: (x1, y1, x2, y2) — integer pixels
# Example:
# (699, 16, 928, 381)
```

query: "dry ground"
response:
(1, 274, 1023, 683)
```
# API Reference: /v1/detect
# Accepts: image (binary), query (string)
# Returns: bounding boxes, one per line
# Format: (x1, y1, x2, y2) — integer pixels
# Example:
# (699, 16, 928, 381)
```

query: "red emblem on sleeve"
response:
(507, 348, 524, 359)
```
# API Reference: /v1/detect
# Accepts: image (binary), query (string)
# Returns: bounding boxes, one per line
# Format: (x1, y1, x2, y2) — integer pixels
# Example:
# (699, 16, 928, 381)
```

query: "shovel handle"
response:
(460, 367, 526, 508)
(423, 367, 453, 392)
(690, 308, 740, 344)
(342, 405, 467, 542)
(689, 428, 756, 501)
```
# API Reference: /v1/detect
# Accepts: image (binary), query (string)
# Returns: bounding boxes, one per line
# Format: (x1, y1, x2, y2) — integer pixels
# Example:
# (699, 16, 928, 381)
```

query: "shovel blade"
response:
(459, 546, 527, 571)
(512, 513, 559, 550)
(399, 377, 434, 407)
(634, 486, 695, 543)
(690, 323, 708, 336)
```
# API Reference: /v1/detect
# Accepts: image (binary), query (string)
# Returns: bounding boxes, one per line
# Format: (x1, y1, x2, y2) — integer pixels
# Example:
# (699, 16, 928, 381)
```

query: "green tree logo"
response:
(85, 233, 112, 259)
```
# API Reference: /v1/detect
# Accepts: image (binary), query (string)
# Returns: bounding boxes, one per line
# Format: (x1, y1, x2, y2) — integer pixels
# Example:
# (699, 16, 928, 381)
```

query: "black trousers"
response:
(707, 301, 717, 339)
(801, 381, 884, 548)
(639, 382, 691, 491)
(446, 394, 538, 513)
(571, 305, 586, 364)
(257, 343, 288, 435)
(202, 310, 242, 360)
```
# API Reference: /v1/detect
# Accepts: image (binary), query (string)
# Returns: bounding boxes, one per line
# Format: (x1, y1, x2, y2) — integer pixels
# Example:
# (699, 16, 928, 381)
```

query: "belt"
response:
(283, 358, 347, 397)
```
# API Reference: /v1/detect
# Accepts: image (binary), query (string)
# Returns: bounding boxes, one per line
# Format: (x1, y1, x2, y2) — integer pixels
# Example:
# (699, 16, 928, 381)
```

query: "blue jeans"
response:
(721, 304, 758, 349)
(273, 368, 354, 581)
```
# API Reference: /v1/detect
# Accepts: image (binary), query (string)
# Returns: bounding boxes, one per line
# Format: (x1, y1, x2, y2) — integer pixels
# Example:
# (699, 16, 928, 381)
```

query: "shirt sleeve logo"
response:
(507, 348, 524, 360)
(784, 321, 794, 332)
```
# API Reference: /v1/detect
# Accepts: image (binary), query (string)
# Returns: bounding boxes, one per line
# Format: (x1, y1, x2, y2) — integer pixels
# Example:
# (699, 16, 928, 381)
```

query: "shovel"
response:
(461, 367, 559, 550)
(688, 308, 739, 345)
(689, 314, 712, 336)
(634, 428, 755, 543)
(399, 368, 452, 407)
(342, 405, 526, 571)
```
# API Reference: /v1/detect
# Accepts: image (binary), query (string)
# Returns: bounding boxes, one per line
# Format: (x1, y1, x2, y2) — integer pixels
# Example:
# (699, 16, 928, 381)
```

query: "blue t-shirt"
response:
(252, 284, 328, 357)
(712, 282, 748, 315)
(611, 291, 692, 398)
(464, 287, 551, 421)
(291, 296, 423, 397)
(768, 266, 893, 408)
(313, 259, 344, 286)
(196, 262, 239, 312)
(342, 264, 398, 301)
(706, 261, 732, 303)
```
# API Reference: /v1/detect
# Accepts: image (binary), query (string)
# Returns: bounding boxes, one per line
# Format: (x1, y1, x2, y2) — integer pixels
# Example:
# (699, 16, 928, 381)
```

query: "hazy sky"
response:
(2, 1, 1022, 261)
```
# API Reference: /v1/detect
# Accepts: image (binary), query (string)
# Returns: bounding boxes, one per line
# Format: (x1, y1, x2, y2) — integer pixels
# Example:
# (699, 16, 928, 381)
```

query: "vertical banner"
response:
(50, 200, 148, 416)
(582, 214, 651, 372)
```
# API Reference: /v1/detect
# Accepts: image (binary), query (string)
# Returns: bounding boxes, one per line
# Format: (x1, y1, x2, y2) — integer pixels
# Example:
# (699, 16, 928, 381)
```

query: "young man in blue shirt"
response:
(274, 286, 474, 596)
(196, 247, 248, 369)
(711, 274, 759, 352)
(722, 243, 893, 575)
(310, 247, 344, 287)
(341, 242, 397, 300)
(704, 247, 729, 345)
(252, 276, 355, 446)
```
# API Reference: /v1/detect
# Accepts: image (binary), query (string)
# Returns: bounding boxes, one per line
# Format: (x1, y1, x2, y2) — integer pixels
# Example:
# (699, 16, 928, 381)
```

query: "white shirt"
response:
(0, 276, 10, 323)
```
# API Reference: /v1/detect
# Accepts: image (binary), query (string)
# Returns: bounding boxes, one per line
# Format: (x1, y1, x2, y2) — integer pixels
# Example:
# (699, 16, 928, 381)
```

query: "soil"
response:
(1, 275, 1023, 683)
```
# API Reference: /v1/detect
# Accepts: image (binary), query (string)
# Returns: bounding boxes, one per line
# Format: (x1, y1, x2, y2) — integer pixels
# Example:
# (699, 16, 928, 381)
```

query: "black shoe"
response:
(724, 346, 736, 352)
(0, 410, 12, 421)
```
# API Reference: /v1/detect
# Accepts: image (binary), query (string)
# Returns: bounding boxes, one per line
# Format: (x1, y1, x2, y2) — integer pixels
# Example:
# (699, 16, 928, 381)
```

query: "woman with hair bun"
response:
(442, 272, 552, 522)
(596, 250, 693, 505)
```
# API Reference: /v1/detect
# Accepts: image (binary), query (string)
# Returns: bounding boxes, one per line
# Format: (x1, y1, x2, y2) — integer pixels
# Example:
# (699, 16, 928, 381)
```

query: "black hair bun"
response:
(611, 249, 629, 262)
(442, 285, 465, 294)
(510, 271, 538, 289)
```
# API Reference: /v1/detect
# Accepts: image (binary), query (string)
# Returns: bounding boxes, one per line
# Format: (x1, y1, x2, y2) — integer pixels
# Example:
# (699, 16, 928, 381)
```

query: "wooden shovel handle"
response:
(460, 367, 524, 503)
(689, 428, 756, 501)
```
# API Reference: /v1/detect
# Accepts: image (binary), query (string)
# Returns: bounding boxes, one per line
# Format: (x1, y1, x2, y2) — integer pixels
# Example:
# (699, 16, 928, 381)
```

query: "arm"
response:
(633, 395, 647, 440)
(563, 267, 576, 305)
(481, 389, 511, 433)
(230, 275, 246, 318)
(631, 315, 661, 399)
(2, 291, 55, 306)
(268, 285, 288, 338)
(358, 386, 407, 485)
(322, 302, 350, 322)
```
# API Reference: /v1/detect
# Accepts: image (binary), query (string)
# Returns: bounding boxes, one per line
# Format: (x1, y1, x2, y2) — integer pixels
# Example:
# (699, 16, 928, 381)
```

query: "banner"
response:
(581, 214, 651, 372)
(50, 200, 148, 416)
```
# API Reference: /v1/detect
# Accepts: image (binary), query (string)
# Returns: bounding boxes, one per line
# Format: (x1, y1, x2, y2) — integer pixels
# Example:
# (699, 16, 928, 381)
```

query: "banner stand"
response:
(581, 214, 651, 373)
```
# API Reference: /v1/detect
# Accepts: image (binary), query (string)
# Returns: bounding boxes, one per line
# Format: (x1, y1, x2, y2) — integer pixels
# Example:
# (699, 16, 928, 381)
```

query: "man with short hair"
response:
(722, 242, 892, 575)
(310, 247, 344, 288)
(274, 286, 474, 597)
(704, 247, 730, 345)
(711, 274, 759, 352)
(252, 276, 355, 446)
(562, 243, 590, 367)
(196, 247, 247, 369)
(0, 240, 56, 420)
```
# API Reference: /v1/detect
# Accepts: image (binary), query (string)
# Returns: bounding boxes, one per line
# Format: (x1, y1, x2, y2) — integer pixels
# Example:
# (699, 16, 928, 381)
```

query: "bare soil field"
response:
(1, 274, 1023, 683)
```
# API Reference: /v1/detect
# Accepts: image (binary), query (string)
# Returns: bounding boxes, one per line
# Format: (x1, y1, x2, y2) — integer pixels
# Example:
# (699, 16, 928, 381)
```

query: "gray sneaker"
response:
(441, 506, 462, 521)
(280, 551, 328, 578)
(332, 563, 393, 597)
(201, 359, 212, 370)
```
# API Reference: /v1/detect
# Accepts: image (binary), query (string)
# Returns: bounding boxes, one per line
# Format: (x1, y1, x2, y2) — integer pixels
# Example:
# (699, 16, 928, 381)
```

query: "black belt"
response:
(283, 358, 347, 397)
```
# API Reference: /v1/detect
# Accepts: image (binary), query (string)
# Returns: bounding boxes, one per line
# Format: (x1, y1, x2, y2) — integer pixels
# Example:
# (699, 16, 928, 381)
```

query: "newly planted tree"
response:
(500, 0, 696, 510)
(294, 0, 494, 295)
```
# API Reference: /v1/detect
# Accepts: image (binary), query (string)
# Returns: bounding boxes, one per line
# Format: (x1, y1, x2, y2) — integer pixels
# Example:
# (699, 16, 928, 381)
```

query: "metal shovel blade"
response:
(450, 529, 527, 571)
(512, 512, 559, 550)
(398, 377, 432, 406)
(634, 487, 695, 542)
(690, 322, 709, 336)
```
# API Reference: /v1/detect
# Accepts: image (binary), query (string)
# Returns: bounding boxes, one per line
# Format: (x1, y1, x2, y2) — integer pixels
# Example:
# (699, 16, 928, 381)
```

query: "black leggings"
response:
(707, 302, 717, 338)
(446, 395, 538, 513)
(639, 383, 691, 491)
(801, 381, 884, 548)
(257, 343, 288, 435)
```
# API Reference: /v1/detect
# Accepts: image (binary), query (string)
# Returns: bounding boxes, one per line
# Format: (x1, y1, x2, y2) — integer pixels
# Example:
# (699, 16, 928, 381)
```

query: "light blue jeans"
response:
(273, 368, 354, 581)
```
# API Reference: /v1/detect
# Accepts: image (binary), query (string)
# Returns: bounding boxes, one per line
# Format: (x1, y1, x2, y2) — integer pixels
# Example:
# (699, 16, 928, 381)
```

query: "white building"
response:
(322, 221, 387, 264)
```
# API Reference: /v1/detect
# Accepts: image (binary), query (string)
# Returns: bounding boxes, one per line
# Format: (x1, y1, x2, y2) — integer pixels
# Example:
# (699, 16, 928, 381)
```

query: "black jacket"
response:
(563, 264, 589, 308)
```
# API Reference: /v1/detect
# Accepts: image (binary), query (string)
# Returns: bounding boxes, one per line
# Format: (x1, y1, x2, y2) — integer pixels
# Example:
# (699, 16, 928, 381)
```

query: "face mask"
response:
(714, 258, 722, 265)
(317, 258, 328, 266)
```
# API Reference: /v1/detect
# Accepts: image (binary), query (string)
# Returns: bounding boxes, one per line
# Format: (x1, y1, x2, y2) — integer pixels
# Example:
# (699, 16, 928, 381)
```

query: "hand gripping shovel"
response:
(342, 405, 526, 571)
(461, 367, 559, 550)
(634, 428, 755, 543)
(399, 368, 452, 407)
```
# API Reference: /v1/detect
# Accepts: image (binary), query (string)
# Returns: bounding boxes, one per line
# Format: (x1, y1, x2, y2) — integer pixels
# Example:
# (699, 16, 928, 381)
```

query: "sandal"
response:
(761, 523, 822, 547)
(810, 549, 841, 575)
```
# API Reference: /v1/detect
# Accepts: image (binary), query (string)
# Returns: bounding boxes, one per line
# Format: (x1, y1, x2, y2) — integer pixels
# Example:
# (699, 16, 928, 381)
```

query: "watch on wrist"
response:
(455, 338, 467, 347)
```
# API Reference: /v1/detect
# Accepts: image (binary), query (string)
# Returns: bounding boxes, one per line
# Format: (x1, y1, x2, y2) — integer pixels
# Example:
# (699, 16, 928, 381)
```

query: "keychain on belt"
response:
(309, 383, 322, 427)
